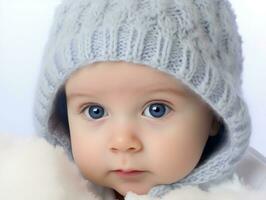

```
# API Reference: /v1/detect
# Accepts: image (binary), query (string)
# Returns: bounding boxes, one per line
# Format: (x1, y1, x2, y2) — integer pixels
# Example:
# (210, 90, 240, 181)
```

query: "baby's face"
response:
(65, 61, 215, 196)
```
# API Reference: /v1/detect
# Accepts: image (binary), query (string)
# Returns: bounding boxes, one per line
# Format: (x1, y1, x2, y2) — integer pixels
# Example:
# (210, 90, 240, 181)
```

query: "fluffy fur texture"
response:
(0, 133, 265, 200)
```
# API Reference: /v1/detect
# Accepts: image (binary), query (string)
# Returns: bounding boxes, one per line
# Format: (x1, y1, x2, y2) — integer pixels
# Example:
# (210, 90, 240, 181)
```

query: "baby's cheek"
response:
(72, 140, 105, 182)
(151, 137, 202, 183)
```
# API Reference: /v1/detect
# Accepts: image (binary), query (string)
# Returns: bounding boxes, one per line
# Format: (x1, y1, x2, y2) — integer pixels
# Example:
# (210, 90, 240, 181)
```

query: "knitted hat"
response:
(33, 0, 251, 198)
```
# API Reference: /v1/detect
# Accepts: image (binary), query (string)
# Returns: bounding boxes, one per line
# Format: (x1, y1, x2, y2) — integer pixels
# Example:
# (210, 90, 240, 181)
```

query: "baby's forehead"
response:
(66, 62, 200, 100)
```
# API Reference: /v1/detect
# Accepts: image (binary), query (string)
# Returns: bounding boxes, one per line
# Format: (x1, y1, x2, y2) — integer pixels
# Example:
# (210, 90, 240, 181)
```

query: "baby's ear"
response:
(210, 117, 221, 136)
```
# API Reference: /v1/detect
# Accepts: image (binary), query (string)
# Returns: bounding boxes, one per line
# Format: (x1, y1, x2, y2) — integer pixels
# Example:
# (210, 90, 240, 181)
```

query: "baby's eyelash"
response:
(78, 100, 174, 121)
(144, 100, 174, 110)
(79, 102, 100, 113)
(79, 100, 174, 113)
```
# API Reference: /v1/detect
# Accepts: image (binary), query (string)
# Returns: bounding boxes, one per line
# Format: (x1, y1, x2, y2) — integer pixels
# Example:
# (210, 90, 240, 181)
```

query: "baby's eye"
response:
(83, 104, 107, 120)
(82, 102, 171, 120)
(143, 103, 171, 119)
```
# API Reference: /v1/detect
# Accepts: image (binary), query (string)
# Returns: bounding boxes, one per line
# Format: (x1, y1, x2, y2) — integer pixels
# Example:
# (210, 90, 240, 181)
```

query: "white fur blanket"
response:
(0, 133, 265, 200)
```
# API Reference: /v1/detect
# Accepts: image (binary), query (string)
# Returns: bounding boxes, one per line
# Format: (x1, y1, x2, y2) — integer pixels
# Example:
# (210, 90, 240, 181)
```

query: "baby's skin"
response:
(65, 61, 219, 198)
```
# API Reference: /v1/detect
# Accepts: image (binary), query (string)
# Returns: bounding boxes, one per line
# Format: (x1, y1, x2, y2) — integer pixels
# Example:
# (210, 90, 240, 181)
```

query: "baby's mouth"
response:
(111, 169, 145, 177)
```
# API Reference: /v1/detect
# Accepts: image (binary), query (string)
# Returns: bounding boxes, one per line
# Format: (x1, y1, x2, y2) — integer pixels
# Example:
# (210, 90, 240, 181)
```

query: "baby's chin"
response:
(112, 183, 154, 196)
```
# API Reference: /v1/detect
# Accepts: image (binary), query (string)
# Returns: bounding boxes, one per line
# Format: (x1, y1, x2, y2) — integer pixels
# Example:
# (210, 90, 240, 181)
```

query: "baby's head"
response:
(34, 0, 251, 198)
(63, 61, 221, 196)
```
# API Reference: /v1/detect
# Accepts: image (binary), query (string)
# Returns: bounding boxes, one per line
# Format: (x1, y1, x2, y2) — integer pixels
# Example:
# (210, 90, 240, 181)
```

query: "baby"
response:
(33, 0, 251, 199)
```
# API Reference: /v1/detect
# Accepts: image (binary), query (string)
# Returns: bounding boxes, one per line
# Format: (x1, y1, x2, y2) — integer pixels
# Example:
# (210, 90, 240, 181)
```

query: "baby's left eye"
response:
(143, 103, 171, 119)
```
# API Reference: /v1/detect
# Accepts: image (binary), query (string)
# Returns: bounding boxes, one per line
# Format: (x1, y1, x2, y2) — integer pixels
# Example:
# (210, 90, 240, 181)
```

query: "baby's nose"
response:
(108, 126, 142, 153)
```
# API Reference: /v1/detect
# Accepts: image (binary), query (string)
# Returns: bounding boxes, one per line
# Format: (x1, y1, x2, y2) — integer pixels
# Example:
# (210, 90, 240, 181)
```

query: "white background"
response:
(0, 0, 266, 157)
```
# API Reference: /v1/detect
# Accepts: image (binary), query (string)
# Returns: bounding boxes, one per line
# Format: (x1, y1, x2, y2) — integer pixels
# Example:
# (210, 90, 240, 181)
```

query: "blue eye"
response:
(143, 103, 171, 118)
(84, 105, 107, 120)
(83, 102, 171, 120)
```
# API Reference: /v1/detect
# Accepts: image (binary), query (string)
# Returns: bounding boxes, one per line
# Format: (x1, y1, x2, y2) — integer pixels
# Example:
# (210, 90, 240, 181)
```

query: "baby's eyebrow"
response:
(67, 87, 187, 101)
(144, 87, 187, 97)
(67, 92, 97, 101)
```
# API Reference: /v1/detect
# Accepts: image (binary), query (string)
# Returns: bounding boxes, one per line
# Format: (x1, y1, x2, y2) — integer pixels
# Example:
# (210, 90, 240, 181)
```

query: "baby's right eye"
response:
(83, 104, 108, 120)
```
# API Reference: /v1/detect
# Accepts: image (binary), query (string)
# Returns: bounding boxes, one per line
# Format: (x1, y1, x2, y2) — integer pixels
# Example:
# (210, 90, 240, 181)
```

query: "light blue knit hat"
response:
(33, 0, 251, 198)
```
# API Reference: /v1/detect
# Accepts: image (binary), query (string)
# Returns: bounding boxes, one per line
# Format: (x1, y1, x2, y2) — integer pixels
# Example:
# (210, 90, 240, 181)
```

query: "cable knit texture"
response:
(33, 0, 252, 198)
